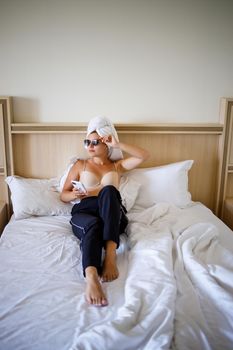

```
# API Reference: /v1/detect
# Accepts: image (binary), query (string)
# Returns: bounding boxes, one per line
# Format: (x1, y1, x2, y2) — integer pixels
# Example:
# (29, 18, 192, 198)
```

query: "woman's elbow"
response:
(60, 192, 66, 203)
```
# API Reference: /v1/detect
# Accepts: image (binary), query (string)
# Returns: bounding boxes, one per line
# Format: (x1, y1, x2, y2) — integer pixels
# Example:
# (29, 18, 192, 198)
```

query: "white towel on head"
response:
(87, 116, 123, 161)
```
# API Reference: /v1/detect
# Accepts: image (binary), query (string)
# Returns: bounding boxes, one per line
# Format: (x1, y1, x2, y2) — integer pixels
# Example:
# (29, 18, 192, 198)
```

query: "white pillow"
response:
(5, 176, 73, 219)
(119, 177, 141, 212)
(122, 160, 193, 209)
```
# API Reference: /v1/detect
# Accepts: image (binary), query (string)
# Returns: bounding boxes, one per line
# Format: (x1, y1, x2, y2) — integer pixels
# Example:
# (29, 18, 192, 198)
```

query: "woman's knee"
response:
(85, 217, 102, 236)
(99, 185, 120, 199)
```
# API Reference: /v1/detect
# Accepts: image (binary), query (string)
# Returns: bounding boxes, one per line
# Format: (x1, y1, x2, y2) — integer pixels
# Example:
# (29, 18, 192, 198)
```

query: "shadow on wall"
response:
(13, 97, 40, 122)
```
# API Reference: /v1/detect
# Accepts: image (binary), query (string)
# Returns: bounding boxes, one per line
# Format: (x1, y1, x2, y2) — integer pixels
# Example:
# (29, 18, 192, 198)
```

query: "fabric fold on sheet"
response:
(127, 203, 170, 226)
(87, 116, 123, 161)
(173, 222, 233, 350)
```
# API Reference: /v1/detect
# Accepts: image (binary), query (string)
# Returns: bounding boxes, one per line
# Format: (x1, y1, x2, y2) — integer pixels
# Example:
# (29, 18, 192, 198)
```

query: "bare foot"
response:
(85, 266, 108, 306)
(101, 241, 119, 282)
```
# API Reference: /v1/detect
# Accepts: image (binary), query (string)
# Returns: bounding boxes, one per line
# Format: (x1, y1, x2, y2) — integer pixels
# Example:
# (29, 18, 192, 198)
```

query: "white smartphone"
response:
(71, 180, 87, 193)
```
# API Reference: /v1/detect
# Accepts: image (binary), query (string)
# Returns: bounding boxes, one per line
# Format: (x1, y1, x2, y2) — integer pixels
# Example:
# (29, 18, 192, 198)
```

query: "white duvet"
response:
(174, 223, 233, 350)
(0, 203, 233, 350)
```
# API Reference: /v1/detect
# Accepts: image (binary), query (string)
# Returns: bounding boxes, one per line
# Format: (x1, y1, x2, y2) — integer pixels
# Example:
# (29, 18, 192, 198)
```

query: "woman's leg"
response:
(71, 213, 103, 274)
(102, 240, 118, 282)
(97, 186, 127, 282)
(70, 200, 108, 306)
(98, 185, 122, 246)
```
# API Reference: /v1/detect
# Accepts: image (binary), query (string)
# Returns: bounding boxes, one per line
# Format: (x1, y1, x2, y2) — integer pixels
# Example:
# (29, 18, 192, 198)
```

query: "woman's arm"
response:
(60, 161, 82, 203)
(103, 135, 150, 172)
(60, 160, 103, 202)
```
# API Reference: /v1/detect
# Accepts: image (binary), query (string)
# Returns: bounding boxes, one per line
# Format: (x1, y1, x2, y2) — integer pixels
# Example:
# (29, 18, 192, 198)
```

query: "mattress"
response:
(0, 202, 233, 350)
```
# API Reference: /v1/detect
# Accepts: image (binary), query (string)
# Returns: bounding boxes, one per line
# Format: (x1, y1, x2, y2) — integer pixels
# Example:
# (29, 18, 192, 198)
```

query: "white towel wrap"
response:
(87, 116, 123, 161)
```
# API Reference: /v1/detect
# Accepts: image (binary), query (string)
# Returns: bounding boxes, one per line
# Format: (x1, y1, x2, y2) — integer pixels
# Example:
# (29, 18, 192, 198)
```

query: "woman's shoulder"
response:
(71, 158, 86, 170)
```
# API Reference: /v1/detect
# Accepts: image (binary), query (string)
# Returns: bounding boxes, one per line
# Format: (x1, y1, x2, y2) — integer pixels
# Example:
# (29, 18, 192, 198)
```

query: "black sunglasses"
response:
(83, 139, 102, 148)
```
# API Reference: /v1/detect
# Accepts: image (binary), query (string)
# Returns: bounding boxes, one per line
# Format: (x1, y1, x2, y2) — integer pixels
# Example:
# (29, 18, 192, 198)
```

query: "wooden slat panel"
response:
(13, 131, 220, 211)
(5, 102, 230, 215)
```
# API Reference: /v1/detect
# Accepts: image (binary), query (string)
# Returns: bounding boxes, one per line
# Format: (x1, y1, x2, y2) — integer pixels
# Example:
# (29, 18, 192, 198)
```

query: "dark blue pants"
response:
(70, 185, 128, 275)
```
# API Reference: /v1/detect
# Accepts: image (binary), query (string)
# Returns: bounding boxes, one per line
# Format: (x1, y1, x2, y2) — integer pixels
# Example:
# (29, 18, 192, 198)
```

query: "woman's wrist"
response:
(60, 190, 79, 203)
(112, 141, 121, 149)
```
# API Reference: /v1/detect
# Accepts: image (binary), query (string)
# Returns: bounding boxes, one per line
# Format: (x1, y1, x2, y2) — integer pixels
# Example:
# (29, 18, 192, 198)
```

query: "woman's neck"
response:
(91, 156, 112, 166)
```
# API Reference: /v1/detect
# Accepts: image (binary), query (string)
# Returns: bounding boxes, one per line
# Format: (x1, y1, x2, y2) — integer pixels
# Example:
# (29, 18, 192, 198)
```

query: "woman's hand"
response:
(72, 187, 87, 200)
(72, 184, 103, 200)
(102, 135, 119, 148)
(102, 134, 150, 173)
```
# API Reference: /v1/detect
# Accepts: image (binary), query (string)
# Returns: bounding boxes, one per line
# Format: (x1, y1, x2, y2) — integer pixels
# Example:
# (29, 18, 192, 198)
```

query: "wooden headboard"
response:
(1, 96, 231, 220)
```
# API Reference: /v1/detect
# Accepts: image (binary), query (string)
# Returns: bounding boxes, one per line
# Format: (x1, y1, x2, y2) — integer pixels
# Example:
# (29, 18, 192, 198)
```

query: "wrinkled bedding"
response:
(0, 202, 233, 350)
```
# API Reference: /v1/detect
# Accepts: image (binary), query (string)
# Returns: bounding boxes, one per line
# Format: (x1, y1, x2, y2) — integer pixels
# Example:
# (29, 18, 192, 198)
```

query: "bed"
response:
(1, 170, 233, 350)
(1, 102, 233, 350)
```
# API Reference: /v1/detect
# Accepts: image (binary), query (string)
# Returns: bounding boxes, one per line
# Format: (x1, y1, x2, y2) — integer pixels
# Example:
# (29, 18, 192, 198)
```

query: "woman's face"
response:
(84, 132, 108, 157)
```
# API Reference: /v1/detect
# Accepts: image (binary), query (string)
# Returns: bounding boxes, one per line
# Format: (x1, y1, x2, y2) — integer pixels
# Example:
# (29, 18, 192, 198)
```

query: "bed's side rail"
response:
(218, 98, 233, 226)
(0, 97, 14, 219)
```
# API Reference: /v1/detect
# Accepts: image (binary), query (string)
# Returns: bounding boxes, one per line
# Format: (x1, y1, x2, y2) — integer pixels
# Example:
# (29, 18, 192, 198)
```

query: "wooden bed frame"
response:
(1, 96, 233, 224)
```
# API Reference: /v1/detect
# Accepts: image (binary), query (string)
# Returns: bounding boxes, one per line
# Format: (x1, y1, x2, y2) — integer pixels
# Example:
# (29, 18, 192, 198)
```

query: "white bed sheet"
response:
(0, 202, 233, 350)
(171, 204, 233, 350)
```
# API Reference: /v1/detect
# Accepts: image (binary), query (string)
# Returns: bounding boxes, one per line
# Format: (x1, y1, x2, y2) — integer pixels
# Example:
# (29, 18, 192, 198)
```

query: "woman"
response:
(61, 123, 149, 306)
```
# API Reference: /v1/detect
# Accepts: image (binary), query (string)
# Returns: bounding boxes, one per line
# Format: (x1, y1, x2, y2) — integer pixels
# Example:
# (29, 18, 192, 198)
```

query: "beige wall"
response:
(0, 0, 233, 123)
